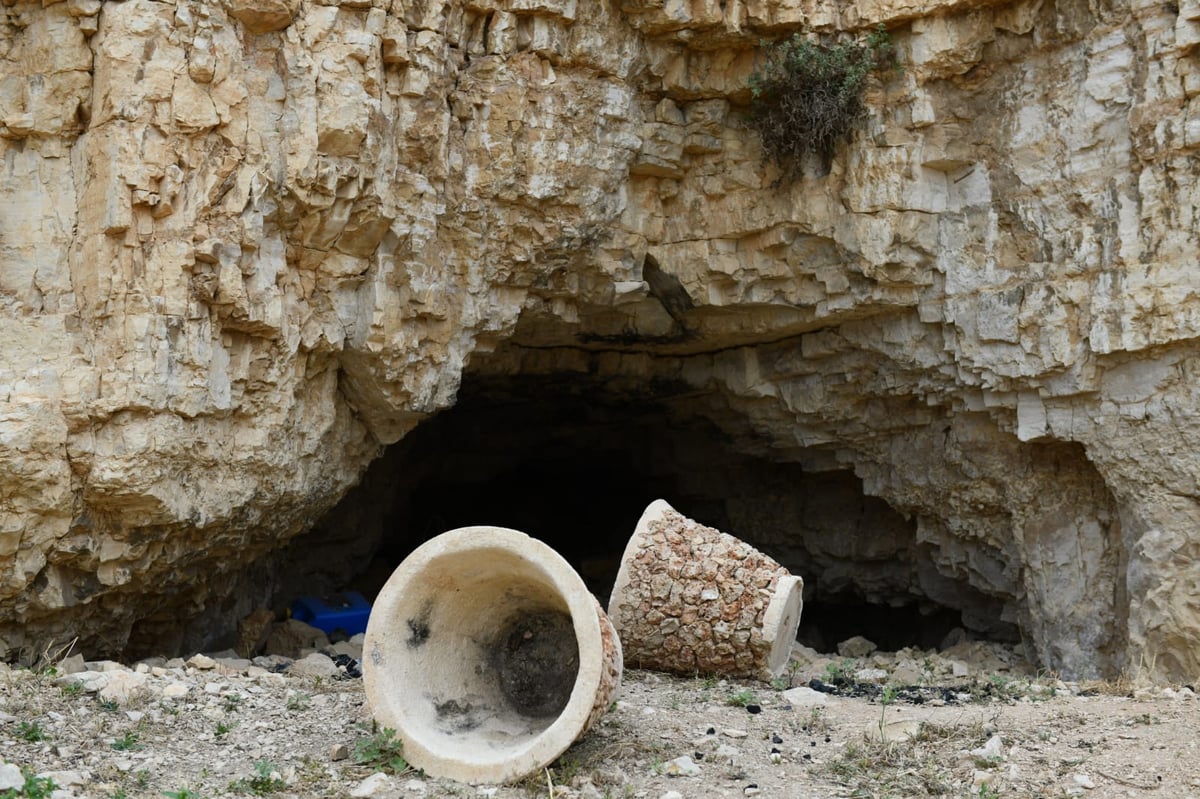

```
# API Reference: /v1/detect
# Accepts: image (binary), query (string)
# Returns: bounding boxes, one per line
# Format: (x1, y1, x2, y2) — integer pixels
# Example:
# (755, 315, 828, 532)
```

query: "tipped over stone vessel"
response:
(362, 526, 622, 784)
(608, 499, 804, 680)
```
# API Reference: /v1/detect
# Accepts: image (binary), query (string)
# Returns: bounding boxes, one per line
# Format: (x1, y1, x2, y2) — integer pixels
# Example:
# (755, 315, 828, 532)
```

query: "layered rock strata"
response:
(2, 0, 1200, 680)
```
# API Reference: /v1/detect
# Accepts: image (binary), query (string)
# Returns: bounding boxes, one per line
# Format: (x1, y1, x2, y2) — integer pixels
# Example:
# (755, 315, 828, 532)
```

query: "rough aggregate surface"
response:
(2, 641, 1199, 798)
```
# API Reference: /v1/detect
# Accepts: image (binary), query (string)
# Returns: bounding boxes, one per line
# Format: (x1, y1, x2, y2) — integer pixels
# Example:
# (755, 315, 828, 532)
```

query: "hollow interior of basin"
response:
(379, 545, 584, 763)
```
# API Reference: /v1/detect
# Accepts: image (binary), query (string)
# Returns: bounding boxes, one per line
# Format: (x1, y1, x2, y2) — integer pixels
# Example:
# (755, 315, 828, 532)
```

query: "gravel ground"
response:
(2, 640, 1198, 799)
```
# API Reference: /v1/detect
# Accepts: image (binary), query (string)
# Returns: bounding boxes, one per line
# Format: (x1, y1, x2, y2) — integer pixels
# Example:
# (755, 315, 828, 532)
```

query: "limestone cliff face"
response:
(2, 0, 1199, 679)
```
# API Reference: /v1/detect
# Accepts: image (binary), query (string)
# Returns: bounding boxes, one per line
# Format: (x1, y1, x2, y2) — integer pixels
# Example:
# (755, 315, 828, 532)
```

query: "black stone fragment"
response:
(330, 654, 362, 679)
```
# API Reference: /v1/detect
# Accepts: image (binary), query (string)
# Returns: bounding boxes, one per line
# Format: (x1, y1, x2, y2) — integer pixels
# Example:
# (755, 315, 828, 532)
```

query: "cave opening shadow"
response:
(292, 376, 1010, 657)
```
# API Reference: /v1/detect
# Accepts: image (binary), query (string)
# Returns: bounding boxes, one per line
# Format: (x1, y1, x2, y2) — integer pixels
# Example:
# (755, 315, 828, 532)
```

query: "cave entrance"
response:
(291, 371, 1014, 656)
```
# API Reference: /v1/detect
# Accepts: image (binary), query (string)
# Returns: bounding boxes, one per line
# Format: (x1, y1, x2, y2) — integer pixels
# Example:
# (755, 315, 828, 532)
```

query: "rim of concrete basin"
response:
(363, 526, 621, 784)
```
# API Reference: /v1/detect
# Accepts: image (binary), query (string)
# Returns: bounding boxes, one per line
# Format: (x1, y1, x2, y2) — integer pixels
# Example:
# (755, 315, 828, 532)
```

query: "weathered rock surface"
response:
(2, 0, 1200, 681)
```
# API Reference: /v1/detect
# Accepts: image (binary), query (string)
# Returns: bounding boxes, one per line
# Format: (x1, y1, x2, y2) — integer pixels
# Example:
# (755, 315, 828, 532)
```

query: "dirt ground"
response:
(1, 641, 1198, 799)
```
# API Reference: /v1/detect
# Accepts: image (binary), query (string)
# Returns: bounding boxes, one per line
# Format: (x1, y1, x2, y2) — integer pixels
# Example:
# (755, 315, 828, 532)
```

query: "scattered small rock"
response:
(350, 772, 394, 797)
(328, 639, 364, 660)
(161, 682, 189, 699)
(330, 743, 349, 762)
(252, 654, 293, 673)
(971, 734, 1005, 761)
(187, 654, 217, 670)
(42, 770, 86, 787)
(0, 764, 23, 792)
(98, 670, 148, 705)
(939, 627, 968, 650)
(1072, 773, 1096, 790)
(854, 668, 888, 684)
(663, 756, 701, 777)
(658, 792, 683, 799)
(58, 654, 86, 675)
(890, 660, 925, 685)
(782, 686, 828, 706)
(971, 770, 999, 790)
(265, 619, 330, 659)
(837, 636, 877, 658)
(722, 729, 748, 738)
(290, 652, 339, 678)
(61, 671, 107, 693)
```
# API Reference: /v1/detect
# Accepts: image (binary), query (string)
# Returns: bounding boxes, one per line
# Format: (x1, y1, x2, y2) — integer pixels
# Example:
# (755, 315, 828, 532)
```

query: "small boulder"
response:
(836, 636, 877, 658)
(265, 619, 330, 659)
(98, 670, 148, 705)
(290, 652, 339, 678)
(350, 772, 394, 797)
(57, 654, 86, 675)
(663, 756, 701, 777)
(783, 686, 829, 706)
(0, 763, 23, 791)
(237, 608, 276, 658)
(970, 734, 1005, 761)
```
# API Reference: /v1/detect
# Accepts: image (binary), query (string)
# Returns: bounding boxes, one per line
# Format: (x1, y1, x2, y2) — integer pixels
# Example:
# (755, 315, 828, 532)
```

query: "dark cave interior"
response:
(287, 372, 1014, 655)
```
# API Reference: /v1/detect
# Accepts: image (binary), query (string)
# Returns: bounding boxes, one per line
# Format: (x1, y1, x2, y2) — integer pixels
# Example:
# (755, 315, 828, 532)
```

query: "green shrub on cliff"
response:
(748, 27, 897, 174)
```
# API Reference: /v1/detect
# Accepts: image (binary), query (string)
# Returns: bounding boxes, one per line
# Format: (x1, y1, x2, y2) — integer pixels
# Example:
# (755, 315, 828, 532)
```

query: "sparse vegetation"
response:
(162, 789, 200, 799)
(230, 761, 286, 795)
(825, 658, 857, 683)
(353, 726, 409, 774)
(0, 769, 56, 799)
(111, 730, 142, 751)
(771, 658, 804, 690)
(285, 691, 310, 712)
(0, 641, 1194, 798)
(748, 26, 898, 175)
(16, 720, 47, 743)
(877, 684, 897, 737)
(726, 688, 759, 707)
(826, 722, 983, 796)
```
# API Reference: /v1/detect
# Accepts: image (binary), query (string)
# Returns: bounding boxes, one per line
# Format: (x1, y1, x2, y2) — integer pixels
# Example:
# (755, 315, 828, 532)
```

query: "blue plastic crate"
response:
(290, 591, 372, 636)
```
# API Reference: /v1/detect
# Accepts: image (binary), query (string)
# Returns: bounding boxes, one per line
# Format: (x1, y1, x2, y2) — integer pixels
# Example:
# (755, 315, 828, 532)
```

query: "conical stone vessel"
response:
(607, 499, 804, 680)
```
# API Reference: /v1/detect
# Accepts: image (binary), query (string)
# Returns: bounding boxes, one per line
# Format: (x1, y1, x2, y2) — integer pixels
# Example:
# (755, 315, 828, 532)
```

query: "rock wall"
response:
(3, 0, 1200, 680)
